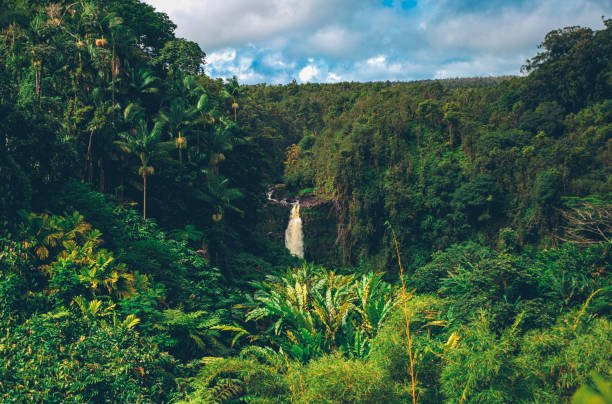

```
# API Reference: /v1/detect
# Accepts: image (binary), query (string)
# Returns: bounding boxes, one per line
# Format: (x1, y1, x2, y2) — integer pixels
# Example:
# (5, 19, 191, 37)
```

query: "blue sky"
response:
(144, 0, 611, 84)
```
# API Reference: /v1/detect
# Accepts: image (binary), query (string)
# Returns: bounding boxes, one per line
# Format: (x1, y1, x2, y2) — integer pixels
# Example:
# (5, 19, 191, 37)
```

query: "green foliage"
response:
(0, 139, 31, 221)
(440, 313, 528, 403)
(185, 290, 606, 404)
(182, 334, 406, 403)
(368, 295, 450, 403)
(572, 374, 612, 404)
(517, 313, 612, 403)
(0, 5, 611, 403)
(153, 309, 224, 361)
(409, 242, 494, 292)
(228, 22, 612, 271)
(522, 21, 612, 112)
(185, 295, 448, 403)
(10, 211, 142, 303)
(241, 263, 398, 361)
(287, 353, 403, 404)
(155, 38, 206, 75)
(410, 241, 610, 328)
(181, 348, 290, 404)
(0, 310, 181, 403)
(436, 309, 612, 403)
(51, 182, 224, 309)
(169, 224, 204, 246)
(451, 174, 502, 223)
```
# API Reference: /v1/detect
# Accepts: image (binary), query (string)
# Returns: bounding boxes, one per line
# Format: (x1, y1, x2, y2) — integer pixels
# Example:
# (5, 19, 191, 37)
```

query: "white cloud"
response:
(432, 54, 528, 79)
(263, 53, 294, 68)
(428, 0, 610, 54)
(144, 0, 357, 49)
(326, 72, 343, 83)
(144, 0, 612, 84)
(367, 55, 387, 67)
(207, 49, 236, 65)
(298, 65, 320, 83)
(306, 25, 360, 57)
(206, 49, 265, 82)
(353, 55, 406, 80)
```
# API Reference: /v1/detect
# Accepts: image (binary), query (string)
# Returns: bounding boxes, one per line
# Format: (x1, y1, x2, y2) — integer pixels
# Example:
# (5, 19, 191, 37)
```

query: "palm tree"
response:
(115, 117, 165, 219)
(158, 98, 197, 164)
(102, 13, 127, 108)
(127, 67, 160, 99)
(80, 85, 110, 183)
(203, 171, 244, 222)
(206, 117, 243, 171)
(184, 76, 216, 155)
(224, 76, 242, 121)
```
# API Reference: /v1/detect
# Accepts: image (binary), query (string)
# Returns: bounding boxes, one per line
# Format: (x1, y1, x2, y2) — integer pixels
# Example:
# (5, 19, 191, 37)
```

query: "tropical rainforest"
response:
(0, 1, 611, 403)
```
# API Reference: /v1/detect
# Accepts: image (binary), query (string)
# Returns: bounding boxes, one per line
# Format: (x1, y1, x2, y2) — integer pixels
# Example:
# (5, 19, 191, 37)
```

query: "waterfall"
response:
(285, 202, 304, 258)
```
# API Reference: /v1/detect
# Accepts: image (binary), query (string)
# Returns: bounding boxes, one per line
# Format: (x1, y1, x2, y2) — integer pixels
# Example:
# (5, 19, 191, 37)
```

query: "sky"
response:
(143, 0, 612, 84)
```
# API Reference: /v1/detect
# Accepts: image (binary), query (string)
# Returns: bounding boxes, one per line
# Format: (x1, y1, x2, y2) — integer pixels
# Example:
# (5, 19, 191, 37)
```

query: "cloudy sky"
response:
(143, 0, 611, 84)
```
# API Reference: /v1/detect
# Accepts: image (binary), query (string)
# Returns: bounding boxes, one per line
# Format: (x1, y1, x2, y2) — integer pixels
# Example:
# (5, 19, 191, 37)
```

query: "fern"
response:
(241, 262, 400, 361)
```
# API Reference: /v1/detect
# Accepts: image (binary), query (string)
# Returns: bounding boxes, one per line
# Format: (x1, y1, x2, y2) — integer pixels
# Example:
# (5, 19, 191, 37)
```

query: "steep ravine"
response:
(259, 186, 340, 265)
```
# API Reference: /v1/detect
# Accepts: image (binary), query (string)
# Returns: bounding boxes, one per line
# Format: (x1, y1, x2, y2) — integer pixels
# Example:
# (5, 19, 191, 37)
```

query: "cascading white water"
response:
(285, 202, 304, 258)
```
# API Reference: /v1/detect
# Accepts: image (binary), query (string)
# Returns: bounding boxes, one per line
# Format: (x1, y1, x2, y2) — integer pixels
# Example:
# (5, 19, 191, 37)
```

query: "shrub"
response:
(180, 347, 290, 403)
(439, 310, 612, 403)
(288, 353, 402, 404)
(439, 313, 527, 404)
(518, 313, 612, 402)
(368, 295, 450, 403)
(241, 263, 398, 361)
(0, 311, 182, 403)
(408, 242, 494, 293)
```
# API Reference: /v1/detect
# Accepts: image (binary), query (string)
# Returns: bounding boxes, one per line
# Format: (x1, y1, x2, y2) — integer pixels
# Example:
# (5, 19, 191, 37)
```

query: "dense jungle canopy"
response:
(0, 1, 610, 402)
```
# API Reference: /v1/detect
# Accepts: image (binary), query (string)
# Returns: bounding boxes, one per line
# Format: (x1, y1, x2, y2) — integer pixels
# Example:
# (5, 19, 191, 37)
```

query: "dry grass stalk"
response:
(390, 227, 418, 404)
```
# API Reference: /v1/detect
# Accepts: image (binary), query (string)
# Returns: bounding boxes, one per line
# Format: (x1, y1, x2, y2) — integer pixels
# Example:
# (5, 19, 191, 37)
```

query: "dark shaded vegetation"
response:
(0, 1, 610, 402)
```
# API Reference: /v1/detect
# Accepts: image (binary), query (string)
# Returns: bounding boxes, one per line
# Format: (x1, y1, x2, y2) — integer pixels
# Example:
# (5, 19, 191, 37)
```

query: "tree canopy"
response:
(0, 2, 610, 403)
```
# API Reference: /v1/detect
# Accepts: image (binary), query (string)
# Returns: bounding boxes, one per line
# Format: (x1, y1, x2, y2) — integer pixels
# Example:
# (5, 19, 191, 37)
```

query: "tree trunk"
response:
(98, 158, 104, 193)
(111, 47, 117, 109)
(143, 174, 147, 219)
(119, 155, 125, 201)
(85, 130, 94, 183)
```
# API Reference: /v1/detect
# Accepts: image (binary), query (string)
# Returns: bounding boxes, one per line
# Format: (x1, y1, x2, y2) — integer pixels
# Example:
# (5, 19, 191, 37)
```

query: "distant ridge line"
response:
(245, 75, 519, 88)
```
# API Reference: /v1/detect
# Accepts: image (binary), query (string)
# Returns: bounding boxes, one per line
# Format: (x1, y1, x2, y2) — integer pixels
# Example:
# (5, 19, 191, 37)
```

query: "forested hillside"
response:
(0, 1, 610, 403)
(240, 29, 612, 270)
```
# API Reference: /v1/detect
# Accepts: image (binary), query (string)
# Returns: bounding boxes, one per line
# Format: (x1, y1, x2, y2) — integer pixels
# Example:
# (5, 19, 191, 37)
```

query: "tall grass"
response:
(388, 223, 418, 404)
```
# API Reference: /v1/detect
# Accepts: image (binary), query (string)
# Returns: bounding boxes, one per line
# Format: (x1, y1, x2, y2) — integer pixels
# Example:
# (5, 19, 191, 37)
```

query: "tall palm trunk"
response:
(143, 174, 147, 219)
(119, 156, 125, 201)
(98, 158, 104, 192)
(111, 46, 117, 109)
(85, 130, 94, 183)
(177, 131, 184, 164)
